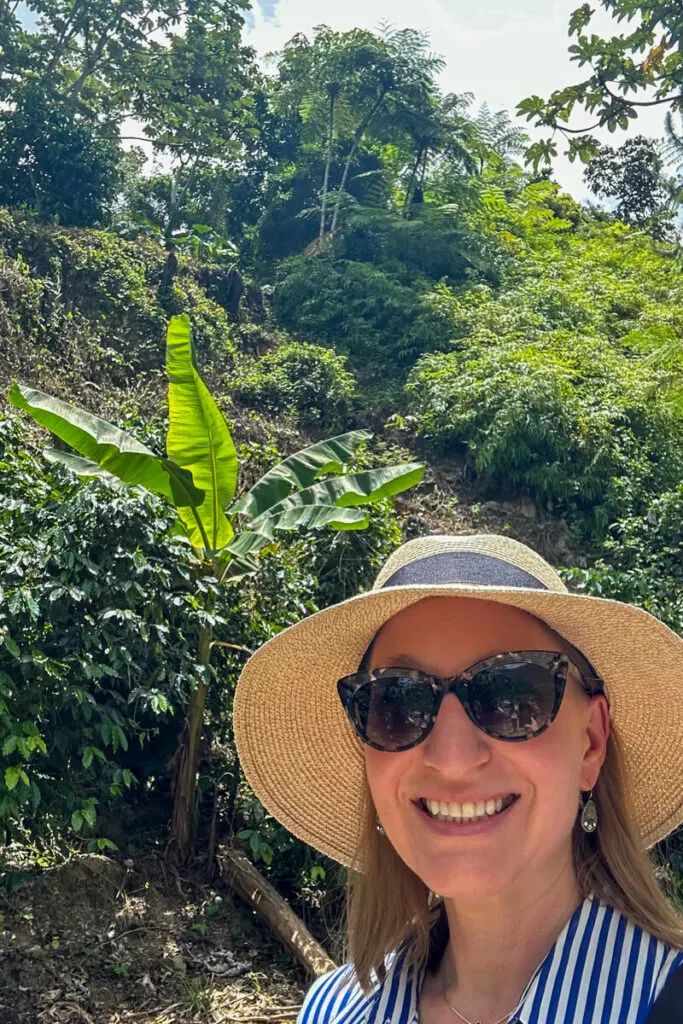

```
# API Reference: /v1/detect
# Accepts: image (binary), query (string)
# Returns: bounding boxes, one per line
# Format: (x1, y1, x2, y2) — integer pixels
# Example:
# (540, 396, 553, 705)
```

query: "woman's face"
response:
(364, 596, 610, 902)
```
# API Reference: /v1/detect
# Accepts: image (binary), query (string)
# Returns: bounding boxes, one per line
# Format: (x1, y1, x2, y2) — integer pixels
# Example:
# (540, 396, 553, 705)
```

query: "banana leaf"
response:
(249, 463, 424, 533)
(9, 383, 204, 507)
(165, 315, 238, 551)
(230, 429, 373, 519)
(44, 449, 129, 488)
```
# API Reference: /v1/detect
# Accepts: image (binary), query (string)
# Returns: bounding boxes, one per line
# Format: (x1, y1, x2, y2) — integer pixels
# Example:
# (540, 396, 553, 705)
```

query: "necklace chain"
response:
(441, 976, 517, 1024)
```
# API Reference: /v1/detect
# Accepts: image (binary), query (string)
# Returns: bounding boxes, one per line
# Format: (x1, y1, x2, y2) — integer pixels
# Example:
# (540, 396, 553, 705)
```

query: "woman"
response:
(234, 534, 683, 1023)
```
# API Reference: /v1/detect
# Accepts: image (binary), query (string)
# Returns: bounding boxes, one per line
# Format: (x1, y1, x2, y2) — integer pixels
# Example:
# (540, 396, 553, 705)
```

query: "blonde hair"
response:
(345, 705, 683, 993)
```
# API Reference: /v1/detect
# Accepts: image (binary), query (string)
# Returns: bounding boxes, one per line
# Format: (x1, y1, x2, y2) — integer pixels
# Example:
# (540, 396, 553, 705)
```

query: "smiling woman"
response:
(233, 534, 683, 1024)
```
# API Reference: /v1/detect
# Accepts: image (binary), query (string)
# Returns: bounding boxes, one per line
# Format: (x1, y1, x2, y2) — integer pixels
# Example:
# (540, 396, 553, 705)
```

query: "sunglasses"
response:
(337, 650, 606, 753)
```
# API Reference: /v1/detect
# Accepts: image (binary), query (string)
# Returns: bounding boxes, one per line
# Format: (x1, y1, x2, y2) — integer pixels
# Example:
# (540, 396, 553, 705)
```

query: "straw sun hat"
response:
(233, 534, 683, 868)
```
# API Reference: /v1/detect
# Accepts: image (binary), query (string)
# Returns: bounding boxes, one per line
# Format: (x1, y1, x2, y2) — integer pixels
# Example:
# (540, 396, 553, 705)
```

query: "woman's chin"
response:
(393, 835, 523, 900)
(415, 859, 515, 902)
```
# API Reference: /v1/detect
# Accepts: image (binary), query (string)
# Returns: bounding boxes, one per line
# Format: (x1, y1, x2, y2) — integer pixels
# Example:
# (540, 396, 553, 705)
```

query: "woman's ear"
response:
(580, 694, 610, 791)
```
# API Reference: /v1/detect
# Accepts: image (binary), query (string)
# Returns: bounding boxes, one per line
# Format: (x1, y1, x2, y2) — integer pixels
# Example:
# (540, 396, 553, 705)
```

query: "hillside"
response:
(2, 195, 683, 1020)
(2, 5, 683, 1020)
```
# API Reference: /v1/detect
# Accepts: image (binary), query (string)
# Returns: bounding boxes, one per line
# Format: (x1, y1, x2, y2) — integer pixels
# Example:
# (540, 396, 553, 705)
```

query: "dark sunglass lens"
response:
(469, 662, 557, 739)
(354, 674, 435, 750)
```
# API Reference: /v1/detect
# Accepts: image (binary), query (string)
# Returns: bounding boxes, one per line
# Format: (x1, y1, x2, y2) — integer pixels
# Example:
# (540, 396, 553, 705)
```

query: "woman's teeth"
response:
(423, 794, 516, 822)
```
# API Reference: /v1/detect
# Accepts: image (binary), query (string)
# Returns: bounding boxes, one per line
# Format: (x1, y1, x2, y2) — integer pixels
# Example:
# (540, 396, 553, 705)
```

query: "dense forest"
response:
(1, 0, 683, 1020)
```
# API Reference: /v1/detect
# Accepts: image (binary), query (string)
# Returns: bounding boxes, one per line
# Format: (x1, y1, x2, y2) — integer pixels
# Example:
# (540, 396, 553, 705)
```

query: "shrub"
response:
(0, 211, 236, 386)
(0, 413, 194, 843)
(273, 255, 454, 369)
(229, 340, 357, 431)
(560, 484, 683, 635)
(406, 334, 683, 546)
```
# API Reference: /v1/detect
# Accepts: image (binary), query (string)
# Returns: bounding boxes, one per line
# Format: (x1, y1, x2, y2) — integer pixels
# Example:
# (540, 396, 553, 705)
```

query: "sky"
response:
(244, 0, 676, 203)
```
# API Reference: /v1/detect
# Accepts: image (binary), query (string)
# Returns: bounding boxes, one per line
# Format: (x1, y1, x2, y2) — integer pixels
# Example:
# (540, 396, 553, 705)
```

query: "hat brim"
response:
(233, 583, 683, 867)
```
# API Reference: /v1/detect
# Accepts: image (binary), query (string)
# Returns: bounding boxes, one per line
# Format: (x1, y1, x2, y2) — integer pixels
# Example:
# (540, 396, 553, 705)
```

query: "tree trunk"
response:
(218, 846, 337, 978)
(320, 89, 336, 240)
(403, 143, 425, 219)
(170, 621, 212, 861)
(330, 90, 388, 234)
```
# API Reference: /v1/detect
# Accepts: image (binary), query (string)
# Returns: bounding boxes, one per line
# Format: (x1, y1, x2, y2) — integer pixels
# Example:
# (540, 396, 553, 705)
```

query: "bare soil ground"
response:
(0, 854, 309, 1024)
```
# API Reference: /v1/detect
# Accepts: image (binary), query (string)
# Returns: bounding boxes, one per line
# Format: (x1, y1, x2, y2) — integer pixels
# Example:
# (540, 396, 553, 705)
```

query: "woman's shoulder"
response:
(577, 897, 683, 1016)
(295, 948, 417, 1024)
(295, 964, 374, 1024)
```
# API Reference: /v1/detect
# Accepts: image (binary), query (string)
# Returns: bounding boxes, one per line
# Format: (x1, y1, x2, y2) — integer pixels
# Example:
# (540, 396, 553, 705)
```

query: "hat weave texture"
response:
(233, 534, 683, 868)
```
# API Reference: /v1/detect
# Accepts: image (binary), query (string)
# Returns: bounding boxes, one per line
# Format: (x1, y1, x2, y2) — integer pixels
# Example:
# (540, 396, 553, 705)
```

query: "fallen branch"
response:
(218, 846, 336, 978)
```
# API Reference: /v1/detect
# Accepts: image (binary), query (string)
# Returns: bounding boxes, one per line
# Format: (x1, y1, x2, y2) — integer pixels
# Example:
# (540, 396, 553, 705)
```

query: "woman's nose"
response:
(419, 692, 492, 772)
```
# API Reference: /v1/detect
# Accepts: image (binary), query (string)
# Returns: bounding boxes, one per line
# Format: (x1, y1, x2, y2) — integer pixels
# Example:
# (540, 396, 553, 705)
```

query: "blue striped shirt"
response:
(297, 895, 683, 1024)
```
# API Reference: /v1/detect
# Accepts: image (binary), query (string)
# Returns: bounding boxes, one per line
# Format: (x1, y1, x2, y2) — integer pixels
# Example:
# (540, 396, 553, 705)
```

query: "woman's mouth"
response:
(419, 793, 519, 824)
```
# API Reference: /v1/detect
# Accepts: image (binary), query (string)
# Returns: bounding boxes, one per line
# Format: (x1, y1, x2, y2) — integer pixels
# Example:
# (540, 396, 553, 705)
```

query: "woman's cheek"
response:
(365, 747, 419, 832)
(365, 749, 400, 814)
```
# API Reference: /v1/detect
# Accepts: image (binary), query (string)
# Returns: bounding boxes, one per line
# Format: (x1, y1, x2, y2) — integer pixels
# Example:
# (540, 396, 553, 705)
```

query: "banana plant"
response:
(9, 313, 424, 861)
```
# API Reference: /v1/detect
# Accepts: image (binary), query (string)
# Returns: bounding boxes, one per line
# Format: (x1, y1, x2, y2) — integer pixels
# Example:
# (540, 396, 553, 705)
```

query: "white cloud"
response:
(246, 0, 672, 202)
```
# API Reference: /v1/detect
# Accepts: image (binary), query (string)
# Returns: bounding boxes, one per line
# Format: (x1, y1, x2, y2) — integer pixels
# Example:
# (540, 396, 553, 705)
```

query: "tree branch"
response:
(119, 135, 189, 148)
(602, 82, 679, 109)
(63, 6, 126, 103)
(46, 0, 87, 76)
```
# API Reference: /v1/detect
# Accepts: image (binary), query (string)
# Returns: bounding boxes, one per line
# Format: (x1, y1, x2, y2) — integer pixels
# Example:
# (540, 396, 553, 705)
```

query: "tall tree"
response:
(271, 25, 446, 237)
(583, 134, 679, 238)
(270, 28, 379, 238)
(396, 92, 481, 217)
(127, 0, 263, 240)
(328, 27, 445, 233)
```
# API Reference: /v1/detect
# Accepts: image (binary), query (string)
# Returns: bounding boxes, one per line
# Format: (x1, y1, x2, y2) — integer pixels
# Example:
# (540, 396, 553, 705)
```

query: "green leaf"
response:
(71, 811, 84, 832)
(9, 384, 204, 508)
(3, 636, 20, 659)
(43, 449, 126, 488)
(250, 463, 424, 533)
(97, 838, 118, 851)
(568, 4, 593, 37)
(252, 504, 370, 538)
(5, 766, 20, 791)
(231, 430, 373, 519)
(2, 736, 17, 756)
(165, 315, 238, 551)
(224, 531, 271, 559)
(260, 842, 273, 866)
(82, 803, 96, 827)
(515, 95, 546, 121)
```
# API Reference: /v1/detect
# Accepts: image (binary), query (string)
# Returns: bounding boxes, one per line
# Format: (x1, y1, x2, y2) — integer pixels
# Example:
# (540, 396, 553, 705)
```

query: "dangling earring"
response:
(581, 789, 598, 833)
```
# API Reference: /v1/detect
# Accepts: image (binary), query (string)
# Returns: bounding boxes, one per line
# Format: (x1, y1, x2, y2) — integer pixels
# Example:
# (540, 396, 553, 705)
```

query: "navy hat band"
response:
(380, 551, 550, 591)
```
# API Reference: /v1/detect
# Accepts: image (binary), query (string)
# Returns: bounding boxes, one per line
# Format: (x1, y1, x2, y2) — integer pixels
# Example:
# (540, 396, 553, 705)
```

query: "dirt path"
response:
(0, 854, 308, 1024)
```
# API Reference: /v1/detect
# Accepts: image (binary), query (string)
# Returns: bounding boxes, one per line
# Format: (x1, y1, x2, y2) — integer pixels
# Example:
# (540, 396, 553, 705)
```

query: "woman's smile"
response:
(412, 792, 521, 837)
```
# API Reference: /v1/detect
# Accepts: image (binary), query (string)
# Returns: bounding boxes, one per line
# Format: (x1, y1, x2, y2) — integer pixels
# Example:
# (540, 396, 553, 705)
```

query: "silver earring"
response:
(376, 817, 385, 835)
(581, 789, 598, 833)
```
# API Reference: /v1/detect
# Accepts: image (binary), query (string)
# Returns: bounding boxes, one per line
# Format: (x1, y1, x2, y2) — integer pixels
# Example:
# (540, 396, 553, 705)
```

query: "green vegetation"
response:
(229, 340, 357, 431)
(7, 315, 423, 862)
(1, 3, 683, 1006)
